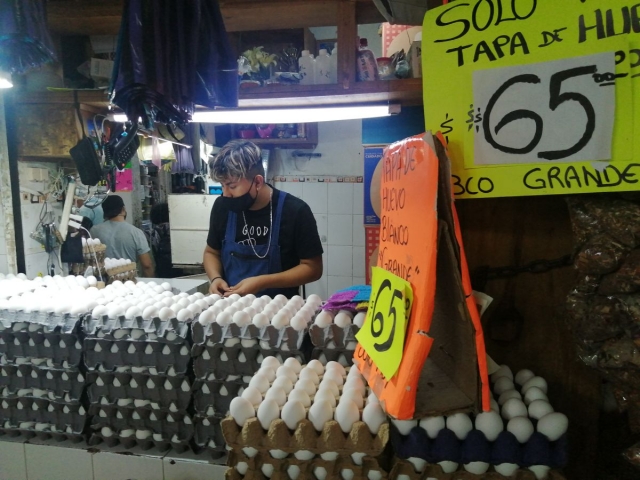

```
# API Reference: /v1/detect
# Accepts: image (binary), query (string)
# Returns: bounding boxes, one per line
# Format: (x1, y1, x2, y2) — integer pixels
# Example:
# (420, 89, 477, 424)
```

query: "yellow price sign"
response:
(356, 267, 414, 380)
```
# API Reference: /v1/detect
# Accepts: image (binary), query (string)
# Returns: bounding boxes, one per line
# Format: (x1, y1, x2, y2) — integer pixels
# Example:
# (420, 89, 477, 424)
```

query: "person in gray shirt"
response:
(90, 195, 155, 277)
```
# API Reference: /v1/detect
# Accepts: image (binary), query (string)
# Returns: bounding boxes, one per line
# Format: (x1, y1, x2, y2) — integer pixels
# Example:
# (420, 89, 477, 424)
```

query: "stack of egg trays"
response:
(309, 323, 360, 366)
(83, 314, 194, 452)
(389, 459, 567, 480)
(192, 413, 226, 460)
(389, 423, 567, 479)
(0, 310, 87, 442)
(221, 417, 390, 480)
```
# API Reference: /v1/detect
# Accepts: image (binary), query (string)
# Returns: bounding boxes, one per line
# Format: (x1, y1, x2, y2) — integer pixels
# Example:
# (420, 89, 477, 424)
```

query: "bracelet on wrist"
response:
(209, 276, 222, 284)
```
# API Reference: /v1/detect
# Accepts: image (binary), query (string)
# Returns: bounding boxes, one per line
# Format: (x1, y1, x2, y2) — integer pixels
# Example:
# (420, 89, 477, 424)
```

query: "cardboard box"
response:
(363, 147, 385, 225)
(90, 58, 114, 80)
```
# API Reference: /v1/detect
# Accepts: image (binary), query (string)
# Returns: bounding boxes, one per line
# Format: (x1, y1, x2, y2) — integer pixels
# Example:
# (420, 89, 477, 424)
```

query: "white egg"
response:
(474, 411, 503, 442)
(420, 416, 446, 439)
(353, 312, 366, 328)
(308, 399, 334, 431)
(323, 370, 344, 387)
(314, 311, 333, 328)
(334, 400, 360, 433)
(313, 467, 328, 480)
(515, 369, 535, 386)
(507, 416, 534, 443)
(334, 312, 352, 328)
(261, 356, 281, 370)
(438, 461, 459, 474)
(340, 390, 364, 409)
(294, 379, 317, 397)
(260, 367, 276, 383)
(290, 315, 308, 331)
(498, 389, 522, 406)
(326, 361, 346, 376)
(464, 462, 490, 475)
(392, 418, 418, 436)
(276, 365, 298, 384)
(494, 376, 515, 396)
(524, 386, 549, 405)
(229, 397, 255, 427)
(522, 376, 548, 395)
(528, 465, 551, 480)
(501, 398, 528, 420)
(307, 359, 325, 375)
(233, 310, 251, 328)
(249, 374, 270, 394)
(92, 305, 108, 318)
(206, 294, 221, 305)
(264, 387, 287, 407)
(491, 365, 514, 383)
(125, 306, 142, 320)
(446, 413, 473, 440)
(216, 311, 232, 326)
(158, 307, 174, 321)
(177, 309, 193, 322)
(528, 400, 554, 420)
(272, 376, 294, 394)
(299, 367, 320, 385)
(495, 464, 520, 476)
(107, 305, 124, 319)
(281, 400, 306, 430)
(287, 389, 311, 408)
(257, 399, 280, 430)
(252, 313, 270, 328)
(142, 306, 158, 320)
(362, 402, 386, 434)
(178, 298, 190, 309)
(271, 312, 290, 329)
(161, 282, 172, 291)
(187, 304, 202, 316)
(283, 357, 302, 374)
(198, 310, 214, 325)
(170, 303, 183, 314)
(241, 386, 263, 407)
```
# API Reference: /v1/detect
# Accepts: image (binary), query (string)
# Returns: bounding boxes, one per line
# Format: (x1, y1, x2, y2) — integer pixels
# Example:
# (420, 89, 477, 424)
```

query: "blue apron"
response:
(221, 191, 297, 298)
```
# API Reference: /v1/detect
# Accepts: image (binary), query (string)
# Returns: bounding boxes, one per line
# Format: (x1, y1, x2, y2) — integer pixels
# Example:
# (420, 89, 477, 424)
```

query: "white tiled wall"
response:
(270, 119, 369, 300)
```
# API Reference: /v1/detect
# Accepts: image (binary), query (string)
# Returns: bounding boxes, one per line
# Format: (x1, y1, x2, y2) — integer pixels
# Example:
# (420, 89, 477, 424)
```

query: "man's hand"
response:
(210, 277, 230, 295)
(225, 276, 266, 297)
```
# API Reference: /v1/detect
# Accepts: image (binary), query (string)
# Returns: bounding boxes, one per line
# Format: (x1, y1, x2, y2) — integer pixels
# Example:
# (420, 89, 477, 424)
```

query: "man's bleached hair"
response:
(209, 139, 265, 182)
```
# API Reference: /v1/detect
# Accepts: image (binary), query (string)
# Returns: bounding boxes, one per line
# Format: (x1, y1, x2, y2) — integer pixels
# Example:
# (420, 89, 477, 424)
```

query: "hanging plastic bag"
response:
(151, 136, 162, 169)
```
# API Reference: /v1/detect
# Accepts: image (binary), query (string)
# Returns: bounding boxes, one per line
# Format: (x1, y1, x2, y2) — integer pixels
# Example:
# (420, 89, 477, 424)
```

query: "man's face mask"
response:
(220, 177, 258, 213)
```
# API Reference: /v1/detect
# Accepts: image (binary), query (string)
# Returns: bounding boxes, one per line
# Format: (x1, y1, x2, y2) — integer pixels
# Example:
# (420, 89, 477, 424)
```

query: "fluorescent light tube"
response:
(112, 104, 398, 124)
(0, 70, 12, 89)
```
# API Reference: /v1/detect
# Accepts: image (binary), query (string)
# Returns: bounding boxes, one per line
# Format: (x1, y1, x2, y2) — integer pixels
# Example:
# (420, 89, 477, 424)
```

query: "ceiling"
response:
(44, 0, 399, 36)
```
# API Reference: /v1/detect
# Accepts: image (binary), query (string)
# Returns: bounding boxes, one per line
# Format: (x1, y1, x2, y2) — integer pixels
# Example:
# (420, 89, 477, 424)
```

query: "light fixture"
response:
(112, 104, 400, 124)
(0, 70, 13, 89)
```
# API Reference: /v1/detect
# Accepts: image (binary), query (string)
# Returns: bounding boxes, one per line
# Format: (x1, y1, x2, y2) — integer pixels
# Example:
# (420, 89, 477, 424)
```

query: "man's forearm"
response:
(203, 249, 224, 281)
(261, 262, 321, 290)
(142, 264, 155, 278)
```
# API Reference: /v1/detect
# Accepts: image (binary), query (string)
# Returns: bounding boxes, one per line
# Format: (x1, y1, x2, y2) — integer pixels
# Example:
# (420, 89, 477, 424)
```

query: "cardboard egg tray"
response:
(192, 343, 304, 379)
(83, 315, 189, 343)
(0, 330, 83, 367)
(0, 364, 85, 401)
(87, 371, 191, 411)
(225, 451, 388, 480)
(222, 418, 389, 457)
(84, 338, 191, 374)
(309, 324, 360, 350)
(390, 458, 567, 480)
(0, 310, 85, 330)
(0, 424, 85, 443)
(192, 320, 308, 351)
(0, 397, 87, 434)
(105, 264, 138, 284)
(390, 425, 567, 470)
(193, 414, 227, 459)
(193, 377, 248, 415)
(88, 405, 193, 452)
(310, 348, 355, 367)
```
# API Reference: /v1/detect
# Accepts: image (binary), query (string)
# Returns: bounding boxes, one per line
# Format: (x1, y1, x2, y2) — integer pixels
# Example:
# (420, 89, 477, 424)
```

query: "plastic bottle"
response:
(299, 50, 315, 85)
(356, 38, 379, 82)
(315, 49, 331, 84)
(329, 46, 338, 84)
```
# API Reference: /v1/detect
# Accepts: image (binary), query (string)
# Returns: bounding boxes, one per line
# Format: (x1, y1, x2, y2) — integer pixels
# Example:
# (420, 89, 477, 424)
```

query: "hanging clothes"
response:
(0, 0, 57, 74)
(109, 0, 238, 129)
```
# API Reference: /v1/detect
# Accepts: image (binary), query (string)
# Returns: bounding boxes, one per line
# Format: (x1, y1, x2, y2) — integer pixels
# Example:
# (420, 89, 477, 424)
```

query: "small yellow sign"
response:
(356, 267, 414, 380)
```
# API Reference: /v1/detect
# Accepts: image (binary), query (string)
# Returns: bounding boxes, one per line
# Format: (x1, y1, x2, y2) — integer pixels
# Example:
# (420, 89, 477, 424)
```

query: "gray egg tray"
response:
(191, 343, 304, 379)
(193, 414, 226, 459)
(192, 320, 307, 350)
(0, 311, 85, 333)
(0, 364, 85, 401)
(309, 324, 360, 349)
(0, 330, 83, 367)
(0, 425, 85, 443)
(84, 338, 191, 374)
(0, 397, 87, 434)
(87, 371, 191, 411)
(88, 405, 194, 453)
(192, 378, 247, 416)
(83, 315, 189, 343)
(311, 348, 355, 367)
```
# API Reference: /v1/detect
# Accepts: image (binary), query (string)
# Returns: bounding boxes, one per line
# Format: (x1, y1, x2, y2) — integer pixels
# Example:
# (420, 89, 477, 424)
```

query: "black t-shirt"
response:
(207, 187, 324, 274)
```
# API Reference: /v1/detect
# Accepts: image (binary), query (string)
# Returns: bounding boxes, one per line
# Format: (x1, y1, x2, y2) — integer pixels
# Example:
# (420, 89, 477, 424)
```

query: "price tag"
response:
(356, 267, 414, 380)
(473, 52, 616, 165)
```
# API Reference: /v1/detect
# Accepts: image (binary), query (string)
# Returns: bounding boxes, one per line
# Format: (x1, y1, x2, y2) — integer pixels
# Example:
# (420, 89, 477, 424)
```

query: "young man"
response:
(204, 140, 323, 298)
(90, 195, 155, 277)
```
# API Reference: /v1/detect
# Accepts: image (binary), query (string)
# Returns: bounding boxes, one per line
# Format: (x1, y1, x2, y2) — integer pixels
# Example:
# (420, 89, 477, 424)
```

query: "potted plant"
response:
(239, 46, 278, 84)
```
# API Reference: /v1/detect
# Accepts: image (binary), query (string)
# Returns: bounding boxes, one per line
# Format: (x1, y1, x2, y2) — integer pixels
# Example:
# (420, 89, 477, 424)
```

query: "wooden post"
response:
(337, 0, 357, 89)
(0, 93, 18, 274)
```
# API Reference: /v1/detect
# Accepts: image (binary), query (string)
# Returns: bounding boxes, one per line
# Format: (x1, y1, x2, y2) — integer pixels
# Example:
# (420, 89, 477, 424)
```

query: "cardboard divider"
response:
(310, 347, 354, 367)
(83, 315, 190, 342)
(192, 378, 247, 415)
(192, 321, 308, 351)
(0, 364, 85, 400)
(86, 371, 191, 410)
(390, 457, 567, 480)
(0, 427, 85, 443)
(0, 397, 87, 433)
(0, 330, 83, 367)
(222, 417, 389, 457)
(84, 338, 191, 373)
(226, 450, 389, 480)
(193, 414, 226, 457)
(309, 324, 360, 350)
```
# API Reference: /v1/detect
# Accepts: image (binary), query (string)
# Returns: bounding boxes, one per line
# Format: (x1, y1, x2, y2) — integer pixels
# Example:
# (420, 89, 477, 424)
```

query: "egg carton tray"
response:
(89, 404, 193, 442)
(83, 315, 190, 342)
(193, 378, 248, 416)
(0, 426, 85, 443)
(192, 320, 308, 350)
(87, 371, 191, 411)
(0, 364, 85, 401)
(390, 457, 567, 480)
(310, 348, 355, 367)
(309, 324, 360, 350)
(193, 414, 226, 455)
(0, 332, 83, 367)
(83, 338, 191, 373)
(192, 343, 304, 379)
(0, 311, 84, 333)
(226, 451, 388, 480)
(390, 425, 567, 470)
(88, 431, 176, 453)
(0, 397, 87, 433)
(222, 418, 389, 458)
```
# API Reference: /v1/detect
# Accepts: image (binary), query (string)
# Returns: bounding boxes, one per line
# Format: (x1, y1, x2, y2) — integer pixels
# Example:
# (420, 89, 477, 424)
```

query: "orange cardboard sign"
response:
(354, 134, 439, 420)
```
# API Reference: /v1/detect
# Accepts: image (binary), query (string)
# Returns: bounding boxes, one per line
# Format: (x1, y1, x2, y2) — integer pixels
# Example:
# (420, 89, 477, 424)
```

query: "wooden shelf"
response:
(232, 123, 318, 149)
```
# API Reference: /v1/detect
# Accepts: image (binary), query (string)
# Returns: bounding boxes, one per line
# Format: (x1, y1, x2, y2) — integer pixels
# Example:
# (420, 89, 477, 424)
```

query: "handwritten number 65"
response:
(370, 279, 403, 353)
(483, 66, 597, 161)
